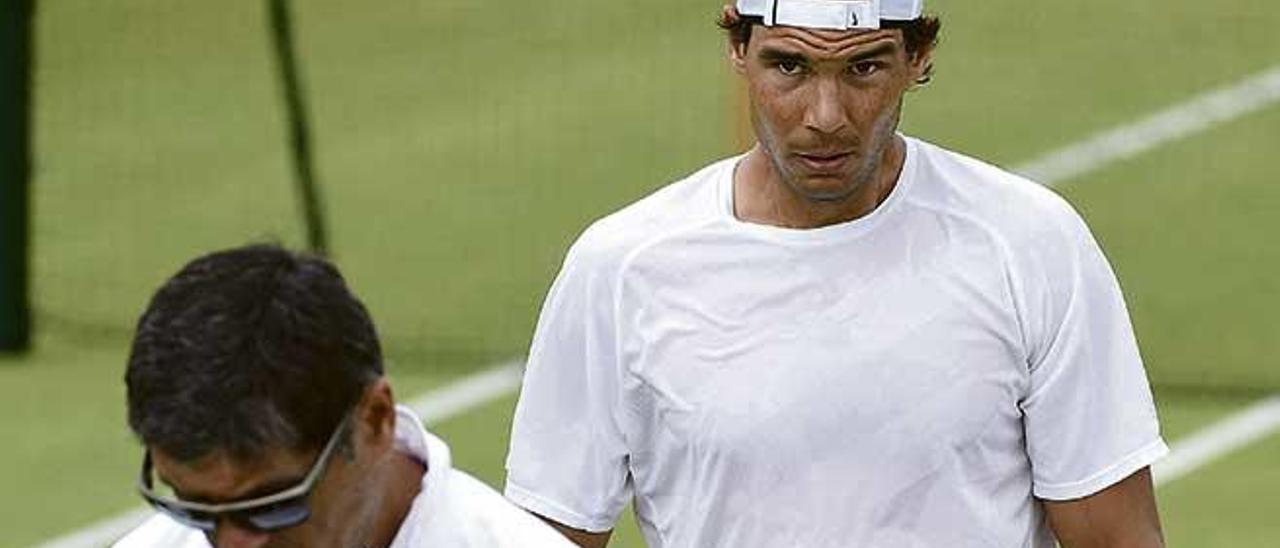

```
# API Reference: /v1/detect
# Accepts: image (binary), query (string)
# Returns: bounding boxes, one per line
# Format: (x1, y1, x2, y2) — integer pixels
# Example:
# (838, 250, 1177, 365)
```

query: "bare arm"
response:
(533, 513, 612, 548)
(1043, 467, 1165, 548)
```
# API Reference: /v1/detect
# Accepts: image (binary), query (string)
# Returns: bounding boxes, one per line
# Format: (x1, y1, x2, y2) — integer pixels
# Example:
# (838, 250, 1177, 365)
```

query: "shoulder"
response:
(111, 514, 208, 548)
(445, 470, 576, 546)
(566, 157, 733, 270)
(905, 137, 1092, 250)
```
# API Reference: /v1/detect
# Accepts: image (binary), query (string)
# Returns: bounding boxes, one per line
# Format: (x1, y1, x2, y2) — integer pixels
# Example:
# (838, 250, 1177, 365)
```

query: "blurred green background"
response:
(2, 0, 1277, 546)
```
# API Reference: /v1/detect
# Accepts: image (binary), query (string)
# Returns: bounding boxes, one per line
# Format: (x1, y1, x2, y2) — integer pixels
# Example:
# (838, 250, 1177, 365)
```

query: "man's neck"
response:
(734, 135, 907, 229)
(368, 452, 427, 547)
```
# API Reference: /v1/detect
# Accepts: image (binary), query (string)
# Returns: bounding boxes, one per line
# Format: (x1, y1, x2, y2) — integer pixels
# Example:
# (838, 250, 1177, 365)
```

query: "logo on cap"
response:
(848, 11, 859, 27)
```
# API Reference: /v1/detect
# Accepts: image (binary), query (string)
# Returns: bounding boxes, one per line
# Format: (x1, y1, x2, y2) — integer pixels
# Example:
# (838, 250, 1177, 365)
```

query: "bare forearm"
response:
(1050, 510, 1164, 547)
(533, 513, 612, 548)
(1045, 468, 1165, 548)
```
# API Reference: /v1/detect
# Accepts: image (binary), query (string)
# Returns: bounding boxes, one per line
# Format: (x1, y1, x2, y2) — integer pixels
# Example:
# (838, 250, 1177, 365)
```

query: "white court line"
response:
(34, 64, 1280, 548)
(1153, 395, 1280, 487)
(407, 359, 525, 423)
(1015, 64, 1280, 185)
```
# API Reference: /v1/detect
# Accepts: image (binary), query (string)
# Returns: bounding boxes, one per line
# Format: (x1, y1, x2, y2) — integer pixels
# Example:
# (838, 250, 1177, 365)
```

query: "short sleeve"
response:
(504, 231, 632, 532)
(1014, 197, 1168, 501)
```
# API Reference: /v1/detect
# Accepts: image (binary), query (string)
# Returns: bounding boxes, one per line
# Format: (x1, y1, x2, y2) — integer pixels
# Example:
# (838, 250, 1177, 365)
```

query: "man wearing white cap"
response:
(506, 2, 1167, 546)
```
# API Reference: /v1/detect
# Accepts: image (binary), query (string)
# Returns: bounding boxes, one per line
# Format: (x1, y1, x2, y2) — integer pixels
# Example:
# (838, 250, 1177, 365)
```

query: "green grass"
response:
(4, 0, 1278, 545)
(1059, 106, 1280, 392)
(1160, 431, 1280, 544)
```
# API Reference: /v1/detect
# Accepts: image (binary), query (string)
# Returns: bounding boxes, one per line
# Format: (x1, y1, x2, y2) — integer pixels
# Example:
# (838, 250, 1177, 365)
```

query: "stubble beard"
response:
(757, 98, 903, 205)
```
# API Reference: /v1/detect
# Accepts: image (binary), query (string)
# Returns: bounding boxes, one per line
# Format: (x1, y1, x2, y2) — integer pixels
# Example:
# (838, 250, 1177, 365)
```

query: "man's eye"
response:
(776, 61, 804, 76)
(849, 61, 881, 76)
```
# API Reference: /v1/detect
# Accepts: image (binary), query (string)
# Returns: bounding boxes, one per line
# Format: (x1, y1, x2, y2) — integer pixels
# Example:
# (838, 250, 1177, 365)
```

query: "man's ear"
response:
(729, 41, 749, 75)
(908, 43, 936, 86)
(354, 378, 397, 453)
(723, 5, 749, 74)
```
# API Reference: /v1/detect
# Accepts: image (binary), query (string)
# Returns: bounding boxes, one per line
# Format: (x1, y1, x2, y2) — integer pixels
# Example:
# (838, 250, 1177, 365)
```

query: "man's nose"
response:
(214, 520, 273, 548)
(804, 78, 849, 135)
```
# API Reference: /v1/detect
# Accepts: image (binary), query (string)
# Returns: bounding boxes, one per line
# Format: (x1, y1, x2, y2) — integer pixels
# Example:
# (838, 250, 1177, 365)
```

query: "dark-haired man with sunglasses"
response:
(114, 244, 573, 547)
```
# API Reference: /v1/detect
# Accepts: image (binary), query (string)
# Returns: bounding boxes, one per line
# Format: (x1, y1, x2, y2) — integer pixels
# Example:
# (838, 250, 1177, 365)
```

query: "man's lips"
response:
(794, 150, 854, 172)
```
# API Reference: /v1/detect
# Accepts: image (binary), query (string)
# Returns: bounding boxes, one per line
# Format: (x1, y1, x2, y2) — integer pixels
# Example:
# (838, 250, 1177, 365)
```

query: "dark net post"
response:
(268, 0, 329, 257)
(0, 0, 33, 352)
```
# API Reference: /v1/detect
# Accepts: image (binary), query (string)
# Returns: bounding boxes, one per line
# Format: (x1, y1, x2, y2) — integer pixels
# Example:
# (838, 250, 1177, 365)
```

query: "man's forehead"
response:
(751, 24, 904, 57)
(152, 446, 310, 502)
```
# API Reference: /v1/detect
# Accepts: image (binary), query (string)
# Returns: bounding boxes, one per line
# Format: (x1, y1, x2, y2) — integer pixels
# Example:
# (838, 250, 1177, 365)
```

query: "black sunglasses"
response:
(137, 412, 351, 533)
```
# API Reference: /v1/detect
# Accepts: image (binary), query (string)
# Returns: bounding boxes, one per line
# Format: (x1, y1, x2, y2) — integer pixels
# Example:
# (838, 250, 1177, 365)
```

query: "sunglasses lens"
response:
(238, 499, 311, 532)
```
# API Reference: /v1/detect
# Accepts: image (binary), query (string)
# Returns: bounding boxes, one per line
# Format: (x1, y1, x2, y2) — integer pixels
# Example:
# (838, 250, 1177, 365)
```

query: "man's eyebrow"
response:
(757, 41, 900, 65)
(162, 476, 305, 504)
(757, 47, 808, 64)
(235, 477, 306, 501)
(845, 42, 899, 62)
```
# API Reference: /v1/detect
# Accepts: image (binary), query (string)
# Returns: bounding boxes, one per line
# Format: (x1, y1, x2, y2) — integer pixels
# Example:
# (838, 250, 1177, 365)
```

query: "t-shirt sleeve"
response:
(504, 231, 632, 532)
(1014, 195, 1168, 501)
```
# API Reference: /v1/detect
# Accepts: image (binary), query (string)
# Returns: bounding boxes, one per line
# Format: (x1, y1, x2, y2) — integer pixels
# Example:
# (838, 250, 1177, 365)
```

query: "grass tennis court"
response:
(3, 0, 1277, 545)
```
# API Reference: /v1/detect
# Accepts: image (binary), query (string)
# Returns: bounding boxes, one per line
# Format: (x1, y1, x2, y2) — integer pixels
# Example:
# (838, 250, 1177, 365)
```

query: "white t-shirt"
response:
(505, 136, 1168, 547)
(114, 406, 572, 548)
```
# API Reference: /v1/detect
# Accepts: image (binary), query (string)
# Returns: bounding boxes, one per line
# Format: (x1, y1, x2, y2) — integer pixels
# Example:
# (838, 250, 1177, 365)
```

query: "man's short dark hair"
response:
(126, 244, 383, 462)
(718, 11, 942, 84)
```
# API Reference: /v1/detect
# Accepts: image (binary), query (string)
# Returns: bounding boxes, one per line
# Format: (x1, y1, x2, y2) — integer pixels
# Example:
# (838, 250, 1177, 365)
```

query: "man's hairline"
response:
(724, 9, 933, 54)
(130, 363, 382, 462)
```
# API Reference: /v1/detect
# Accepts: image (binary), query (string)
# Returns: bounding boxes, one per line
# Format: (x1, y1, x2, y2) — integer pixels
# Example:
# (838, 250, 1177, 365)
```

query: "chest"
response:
(615, 232, 1029, 465)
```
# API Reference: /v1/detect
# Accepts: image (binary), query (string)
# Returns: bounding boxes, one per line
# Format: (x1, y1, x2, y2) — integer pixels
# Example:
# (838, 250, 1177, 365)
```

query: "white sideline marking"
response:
(33, 361, 526, 548)
(34, 64, 1280, 548)
(408, 358, 525, 423)
(1015, 64, 1280, 185)
(1153, 395, 1280, 487)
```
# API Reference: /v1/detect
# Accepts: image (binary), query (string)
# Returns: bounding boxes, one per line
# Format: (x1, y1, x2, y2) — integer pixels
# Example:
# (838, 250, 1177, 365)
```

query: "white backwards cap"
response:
(735, 0, 924, 31)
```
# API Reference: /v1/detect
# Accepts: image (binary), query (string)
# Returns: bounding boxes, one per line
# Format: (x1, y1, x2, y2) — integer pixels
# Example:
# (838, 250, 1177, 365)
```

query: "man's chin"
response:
(786, 174, 863, 203)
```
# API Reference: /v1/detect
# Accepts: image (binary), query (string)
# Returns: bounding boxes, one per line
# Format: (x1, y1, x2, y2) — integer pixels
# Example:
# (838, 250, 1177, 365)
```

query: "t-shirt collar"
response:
(719, 134, 918, 243)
